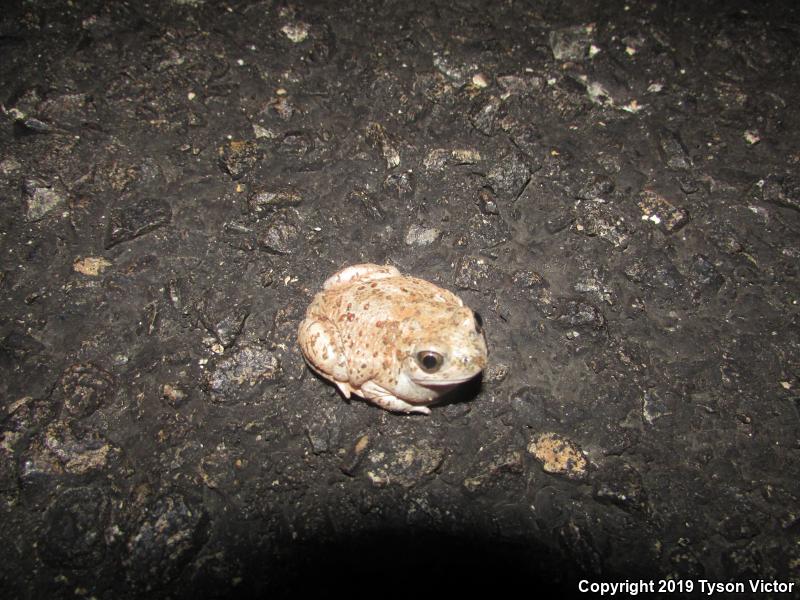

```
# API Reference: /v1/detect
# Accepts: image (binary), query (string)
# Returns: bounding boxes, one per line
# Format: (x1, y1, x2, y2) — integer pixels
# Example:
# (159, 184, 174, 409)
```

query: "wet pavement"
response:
(1, 0, 799, 597)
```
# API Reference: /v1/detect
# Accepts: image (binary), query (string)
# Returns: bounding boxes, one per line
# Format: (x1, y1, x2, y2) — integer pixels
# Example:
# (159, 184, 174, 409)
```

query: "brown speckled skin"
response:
(298, 264, 487, 414)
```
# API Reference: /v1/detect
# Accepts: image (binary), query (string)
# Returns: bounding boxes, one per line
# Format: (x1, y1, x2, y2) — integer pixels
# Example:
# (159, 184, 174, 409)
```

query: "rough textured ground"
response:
(1, 0, 799, 598)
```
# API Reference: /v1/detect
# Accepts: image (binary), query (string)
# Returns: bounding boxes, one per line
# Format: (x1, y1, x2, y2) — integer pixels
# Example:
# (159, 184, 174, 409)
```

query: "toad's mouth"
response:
(412, 372, 482, 388)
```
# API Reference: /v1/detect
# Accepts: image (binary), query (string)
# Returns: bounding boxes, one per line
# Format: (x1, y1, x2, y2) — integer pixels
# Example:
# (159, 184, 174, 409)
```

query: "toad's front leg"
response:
(358, 380, 432, 415)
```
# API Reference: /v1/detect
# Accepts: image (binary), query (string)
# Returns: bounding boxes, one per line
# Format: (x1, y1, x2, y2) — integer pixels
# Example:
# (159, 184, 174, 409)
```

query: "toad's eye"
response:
(473, 311, 483, 333)
(416, 351, 444, 373)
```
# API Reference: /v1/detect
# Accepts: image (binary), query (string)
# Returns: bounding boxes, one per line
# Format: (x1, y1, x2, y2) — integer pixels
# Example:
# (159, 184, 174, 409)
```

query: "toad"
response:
(297, 264, 487, 414)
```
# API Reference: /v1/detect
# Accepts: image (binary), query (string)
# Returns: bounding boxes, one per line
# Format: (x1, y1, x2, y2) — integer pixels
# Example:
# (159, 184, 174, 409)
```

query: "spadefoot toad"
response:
(298, 264, 488, 414)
